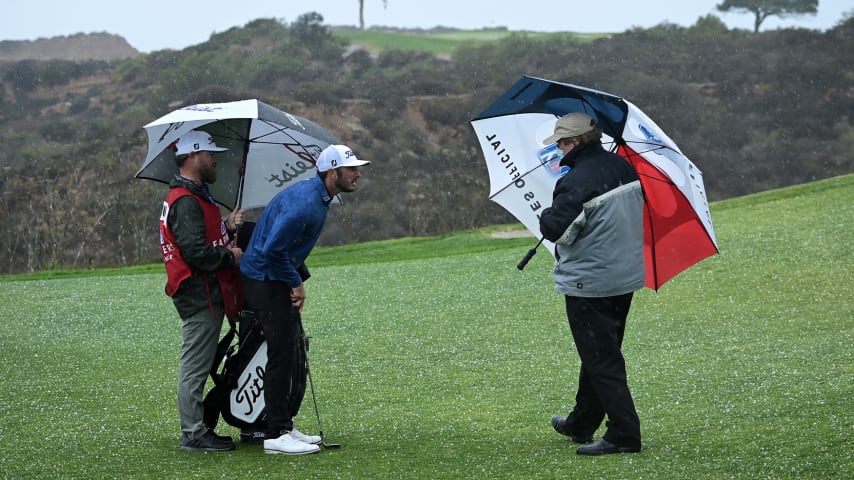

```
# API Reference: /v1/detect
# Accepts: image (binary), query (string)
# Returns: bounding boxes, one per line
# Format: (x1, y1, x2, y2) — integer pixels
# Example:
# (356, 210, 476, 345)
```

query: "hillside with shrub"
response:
(0, 13, 852, 274)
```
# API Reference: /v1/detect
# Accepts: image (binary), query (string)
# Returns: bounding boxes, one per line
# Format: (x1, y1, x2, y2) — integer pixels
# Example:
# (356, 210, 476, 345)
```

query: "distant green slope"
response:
(332, 28, 607, 56)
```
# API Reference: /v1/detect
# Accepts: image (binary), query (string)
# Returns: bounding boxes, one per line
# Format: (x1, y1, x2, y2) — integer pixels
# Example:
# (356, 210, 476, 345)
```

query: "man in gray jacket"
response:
(539, 112, 645, 455)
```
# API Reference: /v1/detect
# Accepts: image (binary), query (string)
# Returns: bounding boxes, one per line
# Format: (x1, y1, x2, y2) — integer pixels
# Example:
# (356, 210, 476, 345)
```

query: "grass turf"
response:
(0, 175, 851, 479)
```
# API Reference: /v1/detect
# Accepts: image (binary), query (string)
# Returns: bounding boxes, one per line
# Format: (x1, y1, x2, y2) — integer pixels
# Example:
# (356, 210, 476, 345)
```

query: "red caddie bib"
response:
(160, 187, 243, 318)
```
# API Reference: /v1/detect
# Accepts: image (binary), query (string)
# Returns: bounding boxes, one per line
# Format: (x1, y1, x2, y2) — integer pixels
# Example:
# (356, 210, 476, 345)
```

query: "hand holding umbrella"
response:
(225, 205, 244, 232)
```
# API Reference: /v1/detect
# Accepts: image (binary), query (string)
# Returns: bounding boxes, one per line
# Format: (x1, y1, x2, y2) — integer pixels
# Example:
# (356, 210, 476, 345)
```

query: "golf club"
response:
(297, 311, 341, 449)
(305, 351, 341, 449)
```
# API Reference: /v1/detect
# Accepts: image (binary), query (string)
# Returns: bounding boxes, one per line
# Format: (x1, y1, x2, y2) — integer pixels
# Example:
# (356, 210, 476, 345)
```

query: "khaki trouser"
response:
(178, 304, 223, 439)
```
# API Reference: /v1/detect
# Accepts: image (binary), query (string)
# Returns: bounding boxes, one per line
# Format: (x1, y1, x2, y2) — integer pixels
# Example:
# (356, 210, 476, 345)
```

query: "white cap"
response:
(316, 145, 370, 172)
(175, 130, 228, 155)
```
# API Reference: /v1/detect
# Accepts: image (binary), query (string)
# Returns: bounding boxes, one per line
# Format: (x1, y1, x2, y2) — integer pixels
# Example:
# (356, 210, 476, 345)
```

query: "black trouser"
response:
(241, 275, 307, 436)
(564, 293, 641, 447)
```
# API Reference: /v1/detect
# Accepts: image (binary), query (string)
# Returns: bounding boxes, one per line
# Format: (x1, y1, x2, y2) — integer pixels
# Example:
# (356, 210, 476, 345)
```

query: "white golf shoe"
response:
(263, 432, 320, 455)
(290, 427, 322, 445)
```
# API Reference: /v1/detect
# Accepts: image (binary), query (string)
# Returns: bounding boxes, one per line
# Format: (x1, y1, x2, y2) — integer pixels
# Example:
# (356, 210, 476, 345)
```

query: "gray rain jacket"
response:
(539, 142, 645, 297)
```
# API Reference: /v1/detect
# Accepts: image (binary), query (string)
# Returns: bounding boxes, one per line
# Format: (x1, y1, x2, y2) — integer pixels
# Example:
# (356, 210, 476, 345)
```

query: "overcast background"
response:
(1, 0, 852, 53)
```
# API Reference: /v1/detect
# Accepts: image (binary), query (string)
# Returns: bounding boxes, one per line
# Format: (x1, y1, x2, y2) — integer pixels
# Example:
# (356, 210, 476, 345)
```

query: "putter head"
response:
(321, 440, 341, 449)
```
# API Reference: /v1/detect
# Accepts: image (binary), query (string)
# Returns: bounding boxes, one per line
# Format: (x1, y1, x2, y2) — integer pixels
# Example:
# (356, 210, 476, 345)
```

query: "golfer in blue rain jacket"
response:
(239, 145, 369, 456)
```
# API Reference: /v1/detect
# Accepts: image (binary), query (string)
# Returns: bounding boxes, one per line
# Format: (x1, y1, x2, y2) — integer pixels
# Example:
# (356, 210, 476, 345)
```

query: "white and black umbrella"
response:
(137, 99, 338, 210)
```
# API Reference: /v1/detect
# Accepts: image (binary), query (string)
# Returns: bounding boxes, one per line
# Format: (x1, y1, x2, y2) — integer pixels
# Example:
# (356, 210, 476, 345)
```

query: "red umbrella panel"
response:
(618, 144, 718, 289)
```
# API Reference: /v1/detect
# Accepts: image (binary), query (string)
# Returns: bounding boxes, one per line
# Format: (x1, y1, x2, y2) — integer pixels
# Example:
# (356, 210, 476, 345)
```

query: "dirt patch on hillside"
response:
(489, 229, 534, 239)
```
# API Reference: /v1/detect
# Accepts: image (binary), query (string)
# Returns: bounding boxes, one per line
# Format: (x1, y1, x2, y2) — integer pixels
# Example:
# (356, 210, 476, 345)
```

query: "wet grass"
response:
(0, 175, 851, 479)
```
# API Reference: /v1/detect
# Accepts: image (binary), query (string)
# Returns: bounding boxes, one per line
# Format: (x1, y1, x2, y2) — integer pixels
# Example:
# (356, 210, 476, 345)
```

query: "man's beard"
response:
(200, 165, 217, 184)
(335, 176, 355, 193)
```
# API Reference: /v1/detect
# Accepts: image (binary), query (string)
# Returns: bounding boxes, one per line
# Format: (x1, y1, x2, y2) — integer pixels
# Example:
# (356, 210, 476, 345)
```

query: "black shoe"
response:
(181, 430, 236, 452)
(551, 416, 593, 444)
(209, 429, 234, 442)
(576, 439, 641, 456)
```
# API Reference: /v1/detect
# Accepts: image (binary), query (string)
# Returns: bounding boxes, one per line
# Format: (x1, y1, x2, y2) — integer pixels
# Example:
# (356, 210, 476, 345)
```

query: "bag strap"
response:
(209, 313, 239, 387)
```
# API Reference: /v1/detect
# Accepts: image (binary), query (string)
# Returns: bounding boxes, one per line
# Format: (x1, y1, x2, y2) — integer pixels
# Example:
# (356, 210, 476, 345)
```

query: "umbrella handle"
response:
(517, 238, 544, 270)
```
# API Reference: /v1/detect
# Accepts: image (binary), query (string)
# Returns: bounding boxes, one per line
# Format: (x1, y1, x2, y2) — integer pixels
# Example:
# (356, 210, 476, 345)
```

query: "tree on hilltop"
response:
(717, 0, 818, 32)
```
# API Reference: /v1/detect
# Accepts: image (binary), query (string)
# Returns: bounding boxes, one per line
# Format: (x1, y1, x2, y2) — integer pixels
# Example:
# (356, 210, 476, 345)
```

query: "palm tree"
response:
(359, 0, 388, 30)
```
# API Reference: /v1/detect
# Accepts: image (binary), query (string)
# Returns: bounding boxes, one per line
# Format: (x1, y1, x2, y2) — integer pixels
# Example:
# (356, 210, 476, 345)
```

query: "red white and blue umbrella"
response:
(471, 76, 718, 290)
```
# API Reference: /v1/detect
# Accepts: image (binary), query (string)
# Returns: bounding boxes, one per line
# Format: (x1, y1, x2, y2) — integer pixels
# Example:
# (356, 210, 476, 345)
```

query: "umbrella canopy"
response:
(471, 76, 719, 290)
(137, 99, 339, 210)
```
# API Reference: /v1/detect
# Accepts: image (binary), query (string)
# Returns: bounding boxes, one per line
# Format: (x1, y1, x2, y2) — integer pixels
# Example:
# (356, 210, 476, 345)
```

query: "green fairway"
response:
(0, 175, 851, 479)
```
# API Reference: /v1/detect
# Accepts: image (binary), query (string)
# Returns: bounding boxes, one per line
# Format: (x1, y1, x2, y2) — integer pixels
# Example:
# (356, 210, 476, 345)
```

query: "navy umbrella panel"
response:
(474, 76, 630, 142)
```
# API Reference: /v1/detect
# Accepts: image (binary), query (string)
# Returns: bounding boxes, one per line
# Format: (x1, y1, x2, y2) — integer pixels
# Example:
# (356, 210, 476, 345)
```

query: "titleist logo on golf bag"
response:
(230, 341, 267, 422)
(203, 309, 270, 434)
